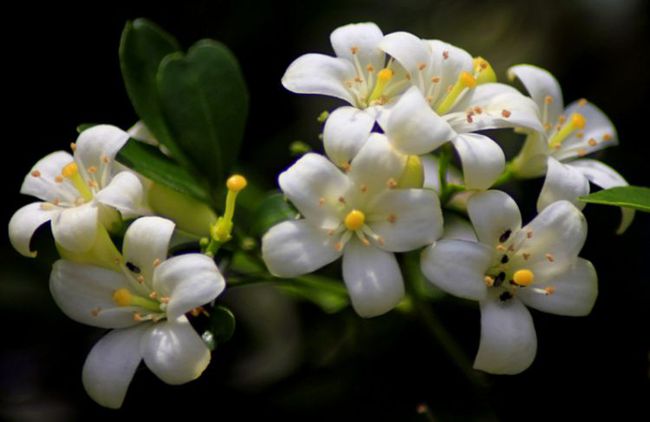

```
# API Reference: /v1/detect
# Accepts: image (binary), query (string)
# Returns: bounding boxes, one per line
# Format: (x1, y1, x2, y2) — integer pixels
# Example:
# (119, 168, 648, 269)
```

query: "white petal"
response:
(8, 202, 59, 257)
(441, 213, 477, 241)
(49, 260, 138, 328)
(95, 171, 150, 219)
(330, 22, 385, 73)
(347, 134, 406, 201)
(510, 132, 551, 178)
(127, 120, 159, 146)
(421, 155, 463, 192)
(518, 258, 597, 316)
(82, 325, 147, 409)
(281, 53, 356, 105)
(474, 294, 537, 374)
(508, 64, 564, 124)
(262, 219, 342, 278)
(553, 102, 618, 161)
(451, 133, 505, 190)
(382, 87, 455, 155)
(20, 151, 77, 203)
(567, 159, 634, 234)
(342, 239, 404, 317)
(379, 31, 430, 76)
(367, 189, 443, 252)
(75, 124, 130, 173)
(123, 216, 175, 286)
(537, 157, 590, 212)
(279, 153, 350, 229)
(323, 106, 374, 166)
(153, 254, 225, 320)
(467, 190, 522, 246)
(141, 316, 211, 385)
(523, 201, 587, 277)
(420, 239, 491, 301)
(51, 203, 99, 252)
(446, 83, 543, 133)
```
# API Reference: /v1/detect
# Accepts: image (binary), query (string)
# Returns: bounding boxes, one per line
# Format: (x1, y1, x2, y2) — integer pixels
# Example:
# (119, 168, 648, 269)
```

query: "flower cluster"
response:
(8, 125, 234, 408)
(263, 22, 632, 373)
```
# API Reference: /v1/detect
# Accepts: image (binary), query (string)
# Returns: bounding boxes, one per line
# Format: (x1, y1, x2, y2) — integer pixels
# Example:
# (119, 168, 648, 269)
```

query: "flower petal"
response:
(467, 190, 522, 246)
(20, 151, 77, 203)
(141, 316, 210, 385)
(347, 133, 406, 201)
(82, 325, 147, 409)
(421, 155, 463, 192)
(127, 120, 159, 146)
(446, 83, 543, 133)
(537, 157, 590, 212)
(567, 158, 634, 234)
(474, 294, 537, 374)
(153, 254, 225, 320)
(342, 239, 404, 317)
(420, 239, 491, 301)
(382, 86, 455, 155)
(281, 53, 356, 105)
(123, 216, 175, 286)
(262, 219, 342, 278)
(518, 258, 597, 316)
(508, 64, 564, 124)
(279, 153, 350, 229)
(323, 106, 374, 166)
(442, 213, 477, 241)
(8, 202, 59, 257)
(330, 22, 385, 73)
(75, 125, 130, 175)
(49, 260, 138, 328)
(367, 189, 442, 252)
(553, 102, 618, 161)
(523, 200, 587, 278)
(95, 171, 150, 219)
(379, 31, 430, 77)
(510, 132, 551, 178)
(51, 203, 99, 252)
(451, 133, 505, 190)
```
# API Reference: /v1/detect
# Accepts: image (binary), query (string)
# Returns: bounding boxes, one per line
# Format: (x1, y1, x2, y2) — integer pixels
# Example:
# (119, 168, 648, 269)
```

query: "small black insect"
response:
(494, 272, 506, 287)
(499, 229, 512, 243)
(499, 291, 513, 302)
(501, 254, 509, 264)
(126, 262, 141, 274)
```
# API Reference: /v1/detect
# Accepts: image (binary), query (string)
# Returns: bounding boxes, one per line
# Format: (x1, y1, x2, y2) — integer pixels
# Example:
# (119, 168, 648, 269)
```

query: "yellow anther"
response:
(549, 112, 588, 148)
(473, 57, 496, 84)
(571, 113, 586, 129)
(31, 170, 41, 177)
(62, 162, 78, 178)
(368, 68, 394, 103)
(512, 269, 535, 287)
(226, 174, 247, 192)
(544, 95, 553, 105)
(112, 288, 133, 307)
(459, 71, 477, 88)
(344, 209, 366, 231)
(578, 98, 588, 107)
(378, 68, 394, 82)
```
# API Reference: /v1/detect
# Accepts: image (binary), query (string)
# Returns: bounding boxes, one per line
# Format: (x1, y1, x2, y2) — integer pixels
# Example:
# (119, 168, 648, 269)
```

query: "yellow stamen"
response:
(368, 68, 394, 103)
(112, 288, 132, 306)
(436, 71, 476, 115)
(61, 162, 93, 201)
(211, 174, 248, 243)
(512, 269, 535, 287)
(112, 288, 161, 312)
(62, 162, 78, 178)
(344, 209, 365, 231)
(226, 174, 247, 192)
(548, 113, 587, 148)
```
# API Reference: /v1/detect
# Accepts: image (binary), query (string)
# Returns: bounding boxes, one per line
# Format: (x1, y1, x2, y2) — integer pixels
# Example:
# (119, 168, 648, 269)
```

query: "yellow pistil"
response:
(112, 288, 161, 312)
(548, 112, 587, 149)
(512, 269, 535, 287)
(211, 174, 248, 243)
(436, 71, 476, 115)
(62, 162, 93, 201)
(344, 209, 366, 231)
(368, 68, 394, 103)
(473, 56, 496, 84)
(226, 174, 247, 192)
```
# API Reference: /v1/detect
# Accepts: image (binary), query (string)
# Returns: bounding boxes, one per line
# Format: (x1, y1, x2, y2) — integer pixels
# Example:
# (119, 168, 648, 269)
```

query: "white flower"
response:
(281, 22, 410, 114)
(262, 136, 443, 317)
(508, 64, 633, 233)
(421, 190, 597, 374)
(379, 33, 542, 185)
(9, 125, 150, 257)
(49, 216, 225, 408)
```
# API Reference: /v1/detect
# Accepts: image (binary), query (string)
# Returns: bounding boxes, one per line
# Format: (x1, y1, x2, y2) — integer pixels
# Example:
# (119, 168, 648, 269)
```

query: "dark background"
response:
(1, 0, 648, 420)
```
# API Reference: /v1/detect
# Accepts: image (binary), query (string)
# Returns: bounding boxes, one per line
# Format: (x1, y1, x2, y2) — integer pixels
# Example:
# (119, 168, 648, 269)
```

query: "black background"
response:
(1, 1, 648, 420)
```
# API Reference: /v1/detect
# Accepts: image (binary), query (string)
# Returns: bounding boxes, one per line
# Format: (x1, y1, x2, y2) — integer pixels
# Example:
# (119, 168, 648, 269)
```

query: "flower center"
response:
(367, 68, 394, 103)
(62, 162, 93, 202)
(435, 71, 477, 114)
(548, 112, 586, 149)
(344, 209, 365, 231)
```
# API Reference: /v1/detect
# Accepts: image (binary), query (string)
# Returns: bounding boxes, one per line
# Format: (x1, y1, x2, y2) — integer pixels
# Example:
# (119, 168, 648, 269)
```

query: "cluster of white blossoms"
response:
(8, 125, 228, 408)
(262, 22, 632, 373)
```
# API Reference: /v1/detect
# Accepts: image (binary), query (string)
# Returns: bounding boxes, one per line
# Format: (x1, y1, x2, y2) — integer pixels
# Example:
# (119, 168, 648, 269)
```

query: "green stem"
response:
(492, 161, 516, 187)
(438, 145, 452, 197)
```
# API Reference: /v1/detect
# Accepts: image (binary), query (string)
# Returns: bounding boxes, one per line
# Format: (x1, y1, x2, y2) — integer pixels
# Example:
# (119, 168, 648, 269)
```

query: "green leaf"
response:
(579, 186, 650, 212)
(116, 139, 212, 203)
(251, 192, 298, 236)
(119, 19, 181, 157)
(157, 39, 249, 191)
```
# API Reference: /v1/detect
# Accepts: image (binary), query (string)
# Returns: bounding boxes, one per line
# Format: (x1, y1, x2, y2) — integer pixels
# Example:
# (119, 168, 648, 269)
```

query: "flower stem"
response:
(492, 161, 515, 187)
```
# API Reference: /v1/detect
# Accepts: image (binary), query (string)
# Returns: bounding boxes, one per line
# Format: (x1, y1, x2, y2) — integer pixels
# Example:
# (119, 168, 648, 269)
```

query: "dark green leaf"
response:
(579, 186, 650, 212)
(157, 39, 249, 191)
(116, 139, 212, 203)
(251, 192, 298, 236)
(119, 19, 181, 159)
